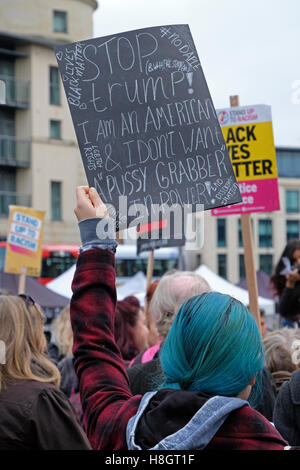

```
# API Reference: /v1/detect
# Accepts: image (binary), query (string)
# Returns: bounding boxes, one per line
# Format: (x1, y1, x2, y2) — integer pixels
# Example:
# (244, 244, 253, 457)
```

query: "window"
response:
(217, 218, 226, 247)
(239, 254, 245, 280)
(0, 169, 16, 216)
(286, 190, 299, 213)
(286, 220, 300, 241)
(0, 113, 15, 160)
(41, 251, 76, 278)
(258, 220, 273, 247)
(238, 218, 254, 247)
(277, 150, 300, 178)
(218, 254, 227, 279)
(51, 181, 62, 221)
(53, 11, 67, 33)
(49, 66, 60, 105)
(50, 120, 61, 139)
(238, 219, 243, 247)
(0, 59, 15, 102)
(115, 258, 178, 278)
(259, 254, 273, 275)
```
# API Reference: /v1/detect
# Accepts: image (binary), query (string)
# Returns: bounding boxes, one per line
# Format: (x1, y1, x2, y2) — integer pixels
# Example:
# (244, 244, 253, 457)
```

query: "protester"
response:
(114, 295, 149, 365)
(273, 367, 300, 446)
(48, 304, 73, 364)
(263, 327, 300, 395)
(57, 353, 85, 428)
(58, 295, 149, 425)
(59, 295, 149, 389)
(271, 239, 300, 327)
(127, 275, 276, 421)
(70, 186, 290, 450)
(260, 309, 268, 338)
(0, 294, 91, 450)
(58, 353, 77, 398)
(127, 269, 211, 375)
(144, 279, 160, 347)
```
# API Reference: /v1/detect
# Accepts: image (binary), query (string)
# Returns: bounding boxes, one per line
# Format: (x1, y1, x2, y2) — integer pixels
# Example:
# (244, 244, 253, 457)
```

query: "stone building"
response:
(0, 0, 97, 243)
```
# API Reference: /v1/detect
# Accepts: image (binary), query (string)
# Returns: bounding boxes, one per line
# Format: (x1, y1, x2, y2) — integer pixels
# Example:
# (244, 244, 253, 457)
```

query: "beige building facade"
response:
(0, 0, 97, 244)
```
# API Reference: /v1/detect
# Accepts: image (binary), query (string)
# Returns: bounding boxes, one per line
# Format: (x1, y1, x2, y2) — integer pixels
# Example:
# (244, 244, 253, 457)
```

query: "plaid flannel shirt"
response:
(71, 248, 142, 450)
(70, 248, 288, 451)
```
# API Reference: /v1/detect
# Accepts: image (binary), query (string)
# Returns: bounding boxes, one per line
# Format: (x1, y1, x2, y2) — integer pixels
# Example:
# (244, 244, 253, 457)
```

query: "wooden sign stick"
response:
(230, 95, 261, 334)
(18, 267, 27, 294)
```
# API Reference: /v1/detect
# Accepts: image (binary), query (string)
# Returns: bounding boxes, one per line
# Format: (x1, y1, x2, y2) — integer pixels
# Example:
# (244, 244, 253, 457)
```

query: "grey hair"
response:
(263, 327, 300, 393)
(149, 270, 211, 340)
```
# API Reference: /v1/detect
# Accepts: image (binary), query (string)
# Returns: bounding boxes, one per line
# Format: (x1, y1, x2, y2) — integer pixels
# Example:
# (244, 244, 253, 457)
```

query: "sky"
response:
(93, 0, 300, 148)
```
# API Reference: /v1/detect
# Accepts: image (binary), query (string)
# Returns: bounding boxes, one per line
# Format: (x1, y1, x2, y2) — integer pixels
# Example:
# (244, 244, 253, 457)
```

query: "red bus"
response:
(0, 241, 79, 284)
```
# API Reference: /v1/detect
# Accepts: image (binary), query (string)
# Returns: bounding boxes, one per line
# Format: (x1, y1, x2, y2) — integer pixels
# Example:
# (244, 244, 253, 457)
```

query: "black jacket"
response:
(273, 368, 300, 446)
(0, 379, 91, 450)
(279, 284, 300, 321)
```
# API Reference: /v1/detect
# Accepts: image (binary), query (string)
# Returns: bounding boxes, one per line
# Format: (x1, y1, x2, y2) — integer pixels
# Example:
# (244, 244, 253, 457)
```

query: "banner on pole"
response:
(4, 206, 45, 277)
(212, 104, 280, 216)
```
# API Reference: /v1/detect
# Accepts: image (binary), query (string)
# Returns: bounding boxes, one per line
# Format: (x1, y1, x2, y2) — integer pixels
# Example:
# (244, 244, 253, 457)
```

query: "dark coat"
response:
(273, 368, 300, 446)
(279, 284, 300, 322)
(0, 379, 91, 450)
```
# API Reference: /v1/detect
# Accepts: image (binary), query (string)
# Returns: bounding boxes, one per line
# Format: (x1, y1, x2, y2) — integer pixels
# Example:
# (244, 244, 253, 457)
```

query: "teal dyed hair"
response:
(159, 292, 264, 399)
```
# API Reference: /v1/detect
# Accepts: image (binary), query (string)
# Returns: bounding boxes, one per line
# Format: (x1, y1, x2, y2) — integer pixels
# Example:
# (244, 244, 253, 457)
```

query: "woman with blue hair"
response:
(159, 293, 263, 398)
(70, 186, 289, 450)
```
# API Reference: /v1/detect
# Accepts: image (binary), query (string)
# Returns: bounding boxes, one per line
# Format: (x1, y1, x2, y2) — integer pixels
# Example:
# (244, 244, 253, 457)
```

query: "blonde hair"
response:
(51, 305, 73, 358)
(0, 295, 60, 391)
(149, 271, 211, 340)
(263, 327, 300, 394)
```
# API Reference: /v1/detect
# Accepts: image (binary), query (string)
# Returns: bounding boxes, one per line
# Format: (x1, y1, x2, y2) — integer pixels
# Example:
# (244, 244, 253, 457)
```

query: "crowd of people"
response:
(1, 186, 300, 450)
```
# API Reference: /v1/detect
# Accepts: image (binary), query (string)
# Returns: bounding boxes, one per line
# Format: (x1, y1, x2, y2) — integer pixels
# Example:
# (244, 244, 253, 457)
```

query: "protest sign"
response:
(5, 206, 45, 278)
(137, 218, 185, 254)
(55, 24, 241, 230)
(212, 104, 280, 216)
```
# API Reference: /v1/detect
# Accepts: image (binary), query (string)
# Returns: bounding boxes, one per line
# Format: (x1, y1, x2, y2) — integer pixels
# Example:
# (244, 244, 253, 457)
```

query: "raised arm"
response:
(70, 187, 142, 450)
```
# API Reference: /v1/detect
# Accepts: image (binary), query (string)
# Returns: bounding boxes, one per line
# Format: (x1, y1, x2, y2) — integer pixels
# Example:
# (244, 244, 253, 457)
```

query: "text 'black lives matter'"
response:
(55, 24, 242, 229)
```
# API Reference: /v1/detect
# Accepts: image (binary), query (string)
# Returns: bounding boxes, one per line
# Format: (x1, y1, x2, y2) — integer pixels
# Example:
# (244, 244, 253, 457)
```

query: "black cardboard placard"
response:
(55, 24, 241, 230)
(136, 216, 186, 254)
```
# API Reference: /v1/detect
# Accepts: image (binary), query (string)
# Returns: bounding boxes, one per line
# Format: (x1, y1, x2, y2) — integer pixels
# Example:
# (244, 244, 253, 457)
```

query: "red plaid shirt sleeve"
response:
(70, 248, 142, 450)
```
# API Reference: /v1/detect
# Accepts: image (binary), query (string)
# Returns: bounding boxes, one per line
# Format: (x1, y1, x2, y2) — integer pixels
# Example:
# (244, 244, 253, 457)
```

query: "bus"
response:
(0, 241, 179, 285)
(0, 241, 80, 284)
(39, 244, 80, 284)
(115, 244, 179, 282)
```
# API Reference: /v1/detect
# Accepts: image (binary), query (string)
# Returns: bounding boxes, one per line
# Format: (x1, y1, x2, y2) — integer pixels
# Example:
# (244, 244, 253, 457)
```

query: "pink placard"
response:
(211, 178, 280, 216)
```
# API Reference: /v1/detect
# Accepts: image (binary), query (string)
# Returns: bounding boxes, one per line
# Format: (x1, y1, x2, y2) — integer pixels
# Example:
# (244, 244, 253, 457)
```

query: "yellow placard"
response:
(221, 121, 277, 181)
(4, 206, 45, 277)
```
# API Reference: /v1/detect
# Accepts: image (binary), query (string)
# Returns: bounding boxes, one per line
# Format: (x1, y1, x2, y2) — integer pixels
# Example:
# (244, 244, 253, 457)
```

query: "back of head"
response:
(159, 292, 264, 398)
(149, 270, 211, 340)
(0, 295, 60, 391)
(114, 296, 141, 360)
(263, 327, 300, 393)
(271, 239, 300, 295)
(51, 304, 73, 358)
